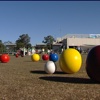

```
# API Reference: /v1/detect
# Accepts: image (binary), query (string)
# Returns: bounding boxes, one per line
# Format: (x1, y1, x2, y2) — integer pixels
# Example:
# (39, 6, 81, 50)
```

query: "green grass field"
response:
(0, 54, 99, 100)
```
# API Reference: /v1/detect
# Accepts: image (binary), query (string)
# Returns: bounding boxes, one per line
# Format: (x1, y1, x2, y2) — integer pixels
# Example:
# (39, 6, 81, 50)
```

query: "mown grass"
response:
(0, 54, 99, 100)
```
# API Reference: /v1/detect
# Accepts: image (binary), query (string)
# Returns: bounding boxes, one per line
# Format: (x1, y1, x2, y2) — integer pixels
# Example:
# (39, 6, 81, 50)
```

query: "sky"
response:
(0, 1, 100, 46)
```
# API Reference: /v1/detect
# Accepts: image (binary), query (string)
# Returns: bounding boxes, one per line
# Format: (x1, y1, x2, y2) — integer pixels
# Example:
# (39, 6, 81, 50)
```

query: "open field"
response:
(0, 54, 99, 100)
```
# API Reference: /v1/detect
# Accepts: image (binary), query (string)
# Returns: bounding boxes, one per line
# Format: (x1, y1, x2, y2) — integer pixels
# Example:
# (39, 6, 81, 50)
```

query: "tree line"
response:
(0, 34, 56, 53)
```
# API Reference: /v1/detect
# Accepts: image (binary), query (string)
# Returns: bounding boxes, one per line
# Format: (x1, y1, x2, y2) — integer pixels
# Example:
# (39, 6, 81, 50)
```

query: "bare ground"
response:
(0, 54, 99, 100)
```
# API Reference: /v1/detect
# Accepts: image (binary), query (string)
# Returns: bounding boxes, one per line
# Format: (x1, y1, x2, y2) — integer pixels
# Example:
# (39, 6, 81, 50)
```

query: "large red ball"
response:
(86, 45, 100, 82)
(1, 54, 10, 63)
(42, 54, 49, 61)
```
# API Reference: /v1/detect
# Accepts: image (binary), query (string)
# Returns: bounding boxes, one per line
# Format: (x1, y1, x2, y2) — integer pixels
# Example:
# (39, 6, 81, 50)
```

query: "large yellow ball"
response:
(31, 54, 40, 62)
(59, 48, 82, 73)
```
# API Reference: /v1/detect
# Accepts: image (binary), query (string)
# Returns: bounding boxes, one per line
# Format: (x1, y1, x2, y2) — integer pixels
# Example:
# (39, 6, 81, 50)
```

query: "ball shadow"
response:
(30, 70, 66, 74)
(55, 71, 67, 74)
(30, 70, 46, 74)
(39, 76, 100, 84)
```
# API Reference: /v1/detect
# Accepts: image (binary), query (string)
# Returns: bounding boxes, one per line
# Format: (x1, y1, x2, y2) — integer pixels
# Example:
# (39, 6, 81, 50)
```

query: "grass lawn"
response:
(0, 54, 99, 100)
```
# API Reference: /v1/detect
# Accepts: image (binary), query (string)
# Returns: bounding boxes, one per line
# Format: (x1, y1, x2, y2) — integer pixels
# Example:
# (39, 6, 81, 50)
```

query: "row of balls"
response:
(31, 49, 82, 74)
(44, 49, 82, 74)
(1, 45, 100, 82)
(31, 53, 58, 74)
(31, 53, 59, 62)
(32, 46, 100, 83)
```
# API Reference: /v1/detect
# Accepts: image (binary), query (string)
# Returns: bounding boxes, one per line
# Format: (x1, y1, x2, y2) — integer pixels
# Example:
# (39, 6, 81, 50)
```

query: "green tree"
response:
(16, 34, 31, 49)
(42, 35, 56, 50)
(26, 43, 32, 49)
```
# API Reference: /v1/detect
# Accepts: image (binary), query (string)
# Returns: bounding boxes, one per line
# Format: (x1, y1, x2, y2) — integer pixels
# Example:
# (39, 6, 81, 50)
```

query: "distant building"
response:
(3, 41, 16, 53)
(35, 34, 100, 54)
(60, 34, 100, 47)
(35, 43, 46, 49)
(58, 34, 100, 53)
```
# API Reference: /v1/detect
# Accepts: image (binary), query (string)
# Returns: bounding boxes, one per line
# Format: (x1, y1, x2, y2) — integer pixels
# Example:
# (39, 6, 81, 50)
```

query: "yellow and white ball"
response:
(59, 48, 82, 74)
(44, 61, 56, 74)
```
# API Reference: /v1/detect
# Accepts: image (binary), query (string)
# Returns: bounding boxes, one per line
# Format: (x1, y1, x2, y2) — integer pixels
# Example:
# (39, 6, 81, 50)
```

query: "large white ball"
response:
(44, 61, 56, 74)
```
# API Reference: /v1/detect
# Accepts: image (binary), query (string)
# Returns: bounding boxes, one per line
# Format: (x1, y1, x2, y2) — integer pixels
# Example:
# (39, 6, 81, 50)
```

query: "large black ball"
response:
(86, 45, 100, 82)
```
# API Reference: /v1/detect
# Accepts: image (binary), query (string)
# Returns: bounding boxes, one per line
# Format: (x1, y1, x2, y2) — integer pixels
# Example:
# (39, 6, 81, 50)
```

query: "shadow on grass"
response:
(55, 71, 67, 74)
(39, 76, 100, 84)
(30, 70, 46, 74)
(30, 70, 66, 74)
